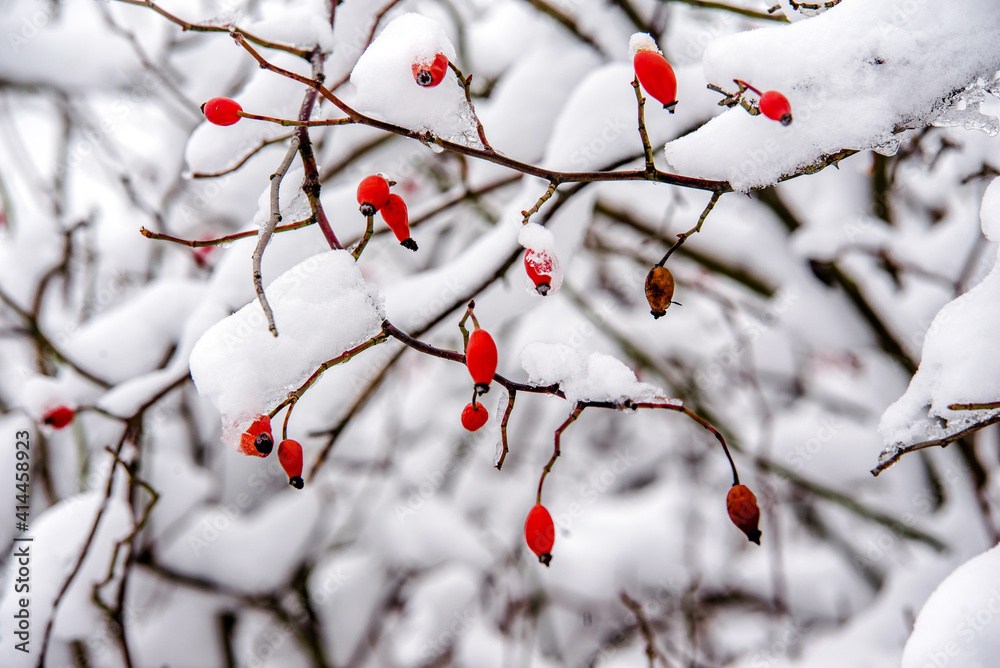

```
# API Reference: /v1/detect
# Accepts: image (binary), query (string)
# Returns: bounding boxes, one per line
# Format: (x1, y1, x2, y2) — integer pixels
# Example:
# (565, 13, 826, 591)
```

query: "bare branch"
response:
(254, 136, 301, 337)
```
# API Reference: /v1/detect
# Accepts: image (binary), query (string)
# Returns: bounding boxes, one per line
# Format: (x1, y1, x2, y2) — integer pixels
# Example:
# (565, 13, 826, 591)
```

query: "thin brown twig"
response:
(191, 132, 296, 179)
(238, 111, 354, 127)
(537, 404, 585, 504)
(306, 345, 405, 481)
(36, 422, 138, 668)
(230, 32, 732, 194)
(253, 136, 301, 337)
(633, 402, 740, 485)
(296, 50, 342, 251)
(620, 592, 667, 668)
(523, 0, 608, 54)
(871, 412, 1000, 477)
(633, 78, 657, 172)
(497, 390, 516, 470)
(521, 182, 558, 224)
(672, 0, 789, 22)
(112, 0, 314, 59)
(326, 0, 406, 91)
(139, 217, 315, 248)
(0, 285, 113, 389)
(352, 214, 375, 260)
(458, 300, 477, 350)
(658, 190, 723, 266)
(268, 333, 390, 423)
(448, 61, 493, 151)
(950, 401, 1000, 410)
(91, 450, 159, 668)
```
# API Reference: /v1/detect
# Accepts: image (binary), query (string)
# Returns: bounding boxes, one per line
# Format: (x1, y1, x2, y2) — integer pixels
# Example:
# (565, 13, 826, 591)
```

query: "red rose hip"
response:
(727, 484, 762, 544)
(357, 175, 391, 217)
(759, 91, 792, 126)
(201, 97, 243, 126)
(42, 406, 74, 430)
(461, 402, 488, 432)
(524, 249, 558, 296)
(412, 53, 449, 88)
(239, 415, 273, 458)
(380, 193, 417, 251)
(466, 328, 497, 394)
(633, 50, 677, 111)
(525, 504, 555, 566)
(278, 439, 304, 489)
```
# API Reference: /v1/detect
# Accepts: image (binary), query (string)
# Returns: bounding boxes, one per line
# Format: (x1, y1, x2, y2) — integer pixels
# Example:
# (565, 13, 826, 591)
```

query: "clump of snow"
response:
(160, 487, 323, 592)
(19, 375, 75, 422)
(473, 39, 601, 165)
(902, 543, 1000, 668)
(61, 278, 206, 385)
(664, 0, 1000, 192)
(0, 492, 131, 646)
(350, 13, 479, 144)
(240, 0, 335, 53)
(520, 342, 673, 405)
(467, 3, 545, 80)
(628, 32, 659, 56)
(189, 250, 385, 449)
(980, 175, 1000, 241)
(518, 221, 555, 252)
(879, 182, 1000, 458)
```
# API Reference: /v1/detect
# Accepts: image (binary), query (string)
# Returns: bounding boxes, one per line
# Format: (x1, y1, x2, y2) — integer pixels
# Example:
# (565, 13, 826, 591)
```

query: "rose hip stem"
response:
(734, 79, 762, 96)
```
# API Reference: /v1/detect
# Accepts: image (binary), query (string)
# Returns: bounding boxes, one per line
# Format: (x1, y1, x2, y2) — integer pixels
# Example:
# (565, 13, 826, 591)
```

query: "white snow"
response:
(628, 32, 660, 56)
(879, 179, 1000, 457)
(664, 0, 1000, 192)
(980, 175, 1000, 241)
(349, 13, 478, 144)
(159, 487, 323, 592)
(18, 375, 75, 423)
(520, 342, 673, 406)
(902, 543, 1000, 668)
(0, 492, 132, 660)
(8, 2, 1000, 667)
(189, 250, 385, 449)
(518, 221, 555, 252)
(61, 278, 205, 385)
(240, 0, 336, 53)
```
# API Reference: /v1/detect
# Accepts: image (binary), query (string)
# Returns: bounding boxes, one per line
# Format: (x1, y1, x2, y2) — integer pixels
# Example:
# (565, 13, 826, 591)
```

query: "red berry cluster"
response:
(196, 29, 776, 572)
(632, 39, 792, 127)
(239, 415, 305, 489)
(356, 175, 417, 251)
(459, 324, 498, 431)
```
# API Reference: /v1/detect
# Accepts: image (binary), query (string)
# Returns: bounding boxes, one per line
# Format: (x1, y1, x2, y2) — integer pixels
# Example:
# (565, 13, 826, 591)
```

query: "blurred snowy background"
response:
(2, 0, 1000, 666)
